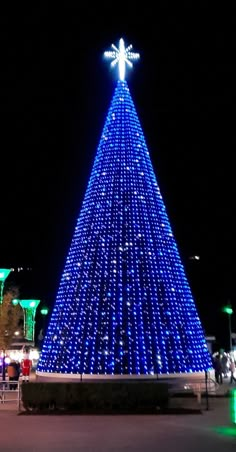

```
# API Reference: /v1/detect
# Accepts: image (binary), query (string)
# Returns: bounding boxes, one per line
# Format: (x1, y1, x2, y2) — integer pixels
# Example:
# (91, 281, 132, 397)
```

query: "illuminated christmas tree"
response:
(37, 39, 212, 377)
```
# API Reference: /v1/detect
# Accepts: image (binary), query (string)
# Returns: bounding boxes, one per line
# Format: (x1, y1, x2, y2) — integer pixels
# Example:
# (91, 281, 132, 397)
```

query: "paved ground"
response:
(1, 375, 236, 451)
(0, 394, 236, 452)
(0, 398, 235, 451)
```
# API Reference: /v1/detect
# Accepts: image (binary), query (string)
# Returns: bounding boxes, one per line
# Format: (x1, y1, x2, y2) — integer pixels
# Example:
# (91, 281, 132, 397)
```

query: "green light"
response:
(0, 269, 11, 282)
(222, 306, 233, 315)
(19, 299, 40, 309)
(231, 388, 236, 424)
(0, 268, 11, 304)
(213, 426, 236, 437)
(40, 307, 49, 316)
(12, 298, 19, 306)
(19, 299, 41, 342)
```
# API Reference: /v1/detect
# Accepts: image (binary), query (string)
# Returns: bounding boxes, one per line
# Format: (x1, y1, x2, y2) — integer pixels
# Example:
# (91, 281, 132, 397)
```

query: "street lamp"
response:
(0, 268, 11, 304)
(38, 306, 49, 345)
(40, 307, 49, 316)
(19, 299, 41, 343)
(222, 304, 234, 351)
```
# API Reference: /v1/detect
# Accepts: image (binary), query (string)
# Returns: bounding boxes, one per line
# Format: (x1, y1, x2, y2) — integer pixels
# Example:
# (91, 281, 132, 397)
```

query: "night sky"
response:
(0, 5, 234, 350)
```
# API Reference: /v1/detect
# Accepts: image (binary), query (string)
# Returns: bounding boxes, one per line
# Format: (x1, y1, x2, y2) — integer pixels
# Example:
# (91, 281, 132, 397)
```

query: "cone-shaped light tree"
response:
(37, 38, 212, 378)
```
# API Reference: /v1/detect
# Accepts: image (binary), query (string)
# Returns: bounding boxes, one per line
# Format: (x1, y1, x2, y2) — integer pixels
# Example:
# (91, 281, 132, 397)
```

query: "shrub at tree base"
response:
(21, 381, 169, 414)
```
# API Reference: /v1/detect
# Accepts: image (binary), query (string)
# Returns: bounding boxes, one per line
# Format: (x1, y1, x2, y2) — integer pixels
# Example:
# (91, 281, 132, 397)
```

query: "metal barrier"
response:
(168, 375, 220, 410)
(0, 380, 21, 411)
(169, 377, 218, 394)
(182, 377, 219, 394)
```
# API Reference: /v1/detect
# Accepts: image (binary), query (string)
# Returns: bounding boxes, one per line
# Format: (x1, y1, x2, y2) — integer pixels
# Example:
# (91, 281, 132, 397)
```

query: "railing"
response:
(182, 377, 219, 394)
(0, 380, 21, 411)
(184, 378, 219, 404)
(168, 375, 220, 409)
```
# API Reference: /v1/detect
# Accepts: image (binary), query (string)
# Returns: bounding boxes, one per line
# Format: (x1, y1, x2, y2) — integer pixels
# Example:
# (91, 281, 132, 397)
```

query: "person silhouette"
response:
(213, 354, 223, 384)
(229, 359, 236, 384)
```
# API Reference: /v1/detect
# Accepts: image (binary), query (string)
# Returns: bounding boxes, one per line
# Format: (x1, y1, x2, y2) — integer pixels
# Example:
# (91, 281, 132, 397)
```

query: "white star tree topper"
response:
(104, 38, 140, 81)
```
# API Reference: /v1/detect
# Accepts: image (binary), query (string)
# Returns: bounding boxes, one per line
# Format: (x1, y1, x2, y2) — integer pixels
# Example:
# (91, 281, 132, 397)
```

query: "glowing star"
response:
(104, 38, 140, 81)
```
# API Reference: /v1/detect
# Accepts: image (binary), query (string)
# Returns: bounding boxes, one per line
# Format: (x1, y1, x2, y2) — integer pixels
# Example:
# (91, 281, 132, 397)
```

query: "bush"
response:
(21, 381, 169, 414)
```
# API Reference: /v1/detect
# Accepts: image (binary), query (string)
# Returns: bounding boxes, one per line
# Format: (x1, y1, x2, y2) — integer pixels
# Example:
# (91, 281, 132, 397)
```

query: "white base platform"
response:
(36, 369, 214, 382)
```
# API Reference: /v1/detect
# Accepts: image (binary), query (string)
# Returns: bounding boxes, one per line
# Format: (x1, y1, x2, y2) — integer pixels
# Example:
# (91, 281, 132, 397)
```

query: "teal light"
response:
(231, 388, 236, 424)
(19, 299, 41, 342)
(222, 306, 233, 315)
(0, 268, 11, 304)
(40, 307, 49, 316)
(19, 299, 40, 309)
(12, 298, 19, 306)
(0, 269, 11, 282)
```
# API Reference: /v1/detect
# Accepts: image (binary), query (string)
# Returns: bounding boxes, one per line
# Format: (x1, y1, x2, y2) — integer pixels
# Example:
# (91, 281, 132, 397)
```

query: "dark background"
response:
(0, 4, 234, 351)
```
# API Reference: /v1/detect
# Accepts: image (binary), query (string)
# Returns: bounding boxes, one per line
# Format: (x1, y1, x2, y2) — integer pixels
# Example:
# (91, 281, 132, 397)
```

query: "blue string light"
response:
(37, 77, 212, 376)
